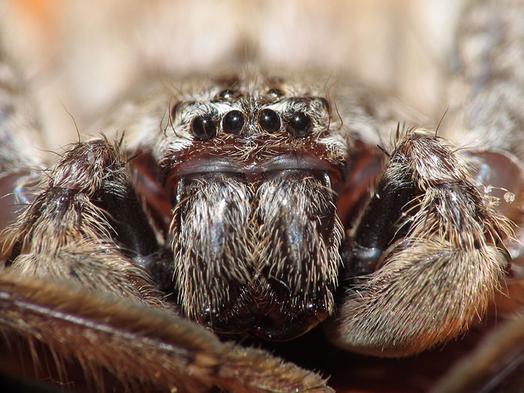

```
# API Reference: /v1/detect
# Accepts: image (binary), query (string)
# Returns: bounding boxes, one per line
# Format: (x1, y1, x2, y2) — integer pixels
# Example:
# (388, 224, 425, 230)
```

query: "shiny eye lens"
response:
(267, 88, 284, 98)
(286, 111, 311, 138)
(258, 109, 281, 133)
(222, 110, 244, 134)
(219, 89, 239, 100)
(191, 115, 216, 141)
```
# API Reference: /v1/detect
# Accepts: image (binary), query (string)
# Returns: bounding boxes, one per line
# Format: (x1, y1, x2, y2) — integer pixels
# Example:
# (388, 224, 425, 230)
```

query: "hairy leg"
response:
(1, 138, 165, 307)
(0, 58, 44, 255)
(447, 0, 524, 314)
(445, 0, 524, 159)
(0, 273, 332, 393)
(328, 130, 513, 356)
(328, 0, 524, 358)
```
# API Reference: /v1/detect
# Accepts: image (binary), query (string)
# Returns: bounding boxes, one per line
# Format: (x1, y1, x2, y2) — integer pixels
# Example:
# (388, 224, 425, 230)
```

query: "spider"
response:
(1, 0, 524, 392)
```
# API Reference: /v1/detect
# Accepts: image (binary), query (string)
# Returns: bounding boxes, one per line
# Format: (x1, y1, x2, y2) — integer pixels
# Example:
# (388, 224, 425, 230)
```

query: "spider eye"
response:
(222, 110, 245, 134)
(258, 109, 281, 133)
(267, 88, 284, 98)
(191, 115, 217, 141)
(286, 111, 311, 138)
(219, 89, 239, 100)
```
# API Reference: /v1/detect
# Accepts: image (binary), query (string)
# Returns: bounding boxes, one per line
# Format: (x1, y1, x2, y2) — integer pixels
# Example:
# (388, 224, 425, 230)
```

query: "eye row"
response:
(191, 109, 312, 141)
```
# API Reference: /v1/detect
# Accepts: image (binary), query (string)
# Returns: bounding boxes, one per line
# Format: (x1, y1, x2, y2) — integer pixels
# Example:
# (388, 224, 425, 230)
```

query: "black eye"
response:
(286, 111, 311, 138)
(191, 115, 217, 141)
(222, 110, 244, 134)
(258, 109, 281, 133)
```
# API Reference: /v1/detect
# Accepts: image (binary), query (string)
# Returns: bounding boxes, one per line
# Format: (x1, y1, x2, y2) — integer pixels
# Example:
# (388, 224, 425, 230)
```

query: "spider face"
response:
(143, 75, 351, 340)
(1, 2, 524, 390)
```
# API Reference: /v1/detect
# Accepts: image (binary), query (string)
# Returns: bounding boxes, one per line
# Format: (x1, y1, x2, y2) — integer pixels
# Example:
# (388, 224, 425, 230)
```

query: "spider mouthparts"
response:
(251, 308, 329, 341)
(161, 150, 342, 342)
(199, 301, 329, 341)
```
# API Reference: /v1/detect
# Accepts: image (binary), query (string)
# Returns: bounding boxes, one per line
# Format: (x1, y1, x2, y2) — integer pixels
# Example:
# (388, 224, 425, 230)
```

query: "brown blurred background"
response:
(0, 0, 465, 148)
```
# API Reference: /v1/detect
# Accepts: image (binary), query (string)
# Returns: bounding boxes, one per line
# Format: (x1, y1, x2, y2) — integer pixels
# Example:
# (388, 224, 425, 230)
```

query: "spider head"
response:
(152, 74, 350, 340)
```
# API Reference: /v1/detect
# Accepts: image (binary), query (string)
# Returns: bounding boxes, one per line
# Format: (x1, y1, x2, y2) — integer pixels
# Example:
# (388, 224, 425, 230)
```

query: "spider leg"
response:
(1, 138, 166, 307)
(328, 130, 513, 357)
(446, 0, 524, 160)
(0, 273, 332, 393)
(452, 0, 524, 318)
(0, 60, 45, 256)
(432, 313, 524, 393)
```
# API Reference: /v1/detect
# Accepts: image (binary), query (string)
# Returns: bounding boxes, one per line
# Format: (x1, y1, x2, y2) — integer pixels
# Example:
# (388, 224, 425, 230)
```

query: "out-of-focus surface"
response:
(0, 0, 464, 147)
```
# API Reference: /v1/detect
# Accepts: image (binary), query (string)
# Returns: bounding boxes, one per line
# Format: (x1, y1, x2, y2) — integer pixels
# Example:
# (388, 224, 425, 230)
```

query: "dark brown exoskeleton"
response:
(1, 0, 524, 392)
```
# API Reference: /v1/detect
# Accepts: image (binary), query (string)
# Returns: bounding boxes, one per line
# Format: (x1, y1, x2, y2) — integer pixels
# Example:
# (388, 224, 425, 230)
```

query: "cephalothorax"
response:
(1, 0, 524, 392)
